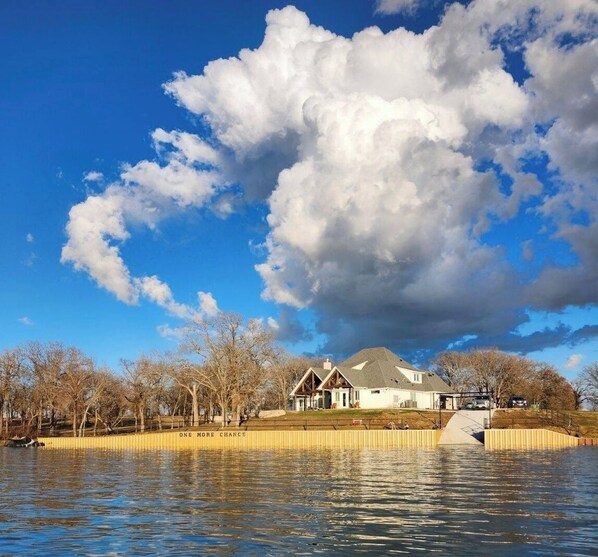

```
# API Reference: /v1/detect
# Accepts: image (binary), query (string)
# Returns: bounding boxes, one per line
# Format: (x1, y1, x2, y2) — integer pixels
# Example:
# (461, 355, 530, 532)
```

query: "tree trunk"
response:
(49, 409, 56, 435)
(37, 402, 43, 435)
(192, 383, 200, 427)
(236, 403, 242, 427)
(208, 399, 214, 424)
(219, 396, 227, 427)
(73, 405, 78, 437)
(79, 404, 92, 437)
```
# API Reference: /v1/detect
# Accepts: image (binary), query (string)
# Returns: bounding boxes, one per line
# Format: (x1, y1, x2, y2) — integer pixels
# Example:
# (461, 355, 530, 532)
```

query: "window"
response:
(355, 391, 360, 401)
(335, 391, 340, 402)
(371, 390, 380, 394)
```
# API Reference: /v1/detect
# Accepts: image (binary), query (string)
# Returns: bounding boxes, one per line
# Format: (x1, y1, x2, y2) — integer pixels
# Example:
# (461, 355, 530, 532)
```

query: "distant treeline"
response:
(0, 313, 311, 438)
(432, 349, 598, 411)
(1, 312, 597, 438)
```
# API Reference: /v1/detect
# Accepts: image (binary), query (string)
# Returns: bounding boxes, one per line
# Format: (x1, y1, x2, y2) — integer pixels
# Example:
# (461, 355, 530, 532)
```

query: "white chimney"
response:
(323, 358, 332, 371)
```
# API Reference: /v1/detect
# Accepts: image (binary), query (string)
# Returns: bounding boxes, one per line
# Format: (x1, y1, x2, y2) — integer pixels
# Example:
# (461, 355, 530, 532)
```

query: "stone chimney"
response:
(323, 358, 332, 371)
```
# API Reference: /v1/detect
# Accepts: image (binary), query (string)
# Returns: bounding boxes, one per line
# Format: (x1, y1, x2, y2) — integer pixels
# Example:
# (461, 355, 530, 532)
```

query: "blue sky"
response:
(1, 0, 597, 378)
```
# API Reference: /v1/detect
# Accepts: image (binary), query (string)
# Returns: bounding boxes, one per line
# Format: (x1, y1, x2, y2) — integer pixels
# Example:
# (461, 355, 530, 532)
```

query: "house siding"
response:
(354, 388, 438, 410)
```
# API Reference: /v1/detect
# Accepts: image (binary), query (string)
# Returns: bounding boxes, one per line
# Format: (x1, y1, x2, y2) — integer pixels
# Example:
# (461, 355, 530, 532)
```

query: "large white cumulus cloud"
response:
(63, 0, 598, 353)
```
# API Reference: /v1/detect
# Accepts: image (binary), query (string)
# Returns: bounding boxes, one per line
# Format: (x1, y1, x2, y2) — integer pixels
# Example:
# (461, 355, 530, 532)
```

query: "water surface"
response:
(0, 447, 596, 555)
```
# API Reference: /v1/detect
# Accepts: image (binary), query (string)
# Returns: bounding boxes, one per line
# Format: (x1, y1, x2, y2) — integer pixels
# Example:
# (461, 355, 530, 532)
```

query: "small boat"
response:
(4, 436, 45, 448)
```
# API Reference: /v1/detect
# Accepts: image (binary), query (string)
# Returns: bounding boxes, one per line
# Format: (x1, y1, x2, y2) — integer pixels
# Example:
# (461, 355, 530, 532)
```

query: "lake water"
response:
(0, 447, 596, 556)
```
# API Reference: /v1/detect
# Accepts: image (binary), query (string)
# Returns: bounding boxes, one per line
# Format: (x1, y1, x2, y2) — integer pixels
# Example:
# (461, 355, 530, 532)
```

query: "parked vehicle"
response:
(460, 398, 490, 410)
(473, 398, 490, 410)
(508, 396, 527, 408)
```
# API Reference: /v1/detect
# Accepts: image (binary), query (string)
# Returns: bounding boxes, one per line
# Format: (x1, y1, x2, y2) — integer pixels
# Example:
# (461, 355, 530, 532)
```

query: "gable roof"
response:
(290, 367, 328, 396)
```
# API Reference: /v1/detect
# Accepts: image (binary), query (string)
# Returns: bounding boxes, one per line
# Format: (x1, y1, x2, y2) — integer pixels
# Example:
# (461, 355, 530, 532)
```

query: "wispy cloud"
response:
(374, 0, 421, 16)
(157, 324, 186, 339)
(23, 233, 37, 268)
(23, 253, 37, 268)
(83, 171, 104, 182)
(18, 316, 33, 326)
(564, 354, 583, 369)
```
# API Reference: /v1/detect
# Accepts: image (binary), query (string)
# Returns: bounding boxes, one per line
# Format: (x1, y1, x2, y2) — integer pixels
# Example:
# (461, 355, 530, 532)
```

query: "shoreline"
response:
(34, 428, 592, 451)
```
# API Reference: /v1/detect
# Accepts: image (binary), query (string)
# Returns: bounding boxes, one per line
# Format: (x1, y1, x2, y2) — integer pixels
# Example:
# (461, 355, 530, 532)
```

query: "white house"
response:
(290, 347, 452, 411)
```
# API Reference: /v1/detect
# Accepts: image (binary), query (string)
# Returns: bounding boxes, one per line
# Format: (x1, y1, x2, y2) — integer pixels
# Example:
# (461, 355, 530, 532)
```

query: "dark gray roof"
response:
(332, 347, 451, 392)
(339, 347, 419, 371)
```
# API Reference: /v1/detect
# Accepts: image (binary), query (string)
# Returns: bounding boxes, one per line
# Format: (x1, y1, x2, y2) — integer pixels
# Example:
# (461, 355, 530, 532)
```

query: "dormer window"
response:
(396, 366, 422, 384)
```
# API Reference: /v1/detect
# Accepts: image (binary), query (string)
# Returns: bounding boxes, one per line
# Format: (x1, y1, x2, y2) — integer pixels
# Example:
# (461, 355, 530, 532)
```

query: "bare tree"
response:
(469, 349, 527, 406)
(160, 378, 193, 427)
(77, 367, 118, 436)
(121, 356, 162, 433)
(261, 353, 312, 410)
(26, 342, 69, 434)
(122, 355, 171, 432)
(431, 351, 476, 395)
(93, 370, 126, 434)
(578, 363, 598, 409)
(570, 378, 588, 410)
(0, 348, 27, 437)
(184, 312, 275, 426)
(432, 348, 548, 407)
(57, 347, 95, 437)
(163, 355, 211, 427)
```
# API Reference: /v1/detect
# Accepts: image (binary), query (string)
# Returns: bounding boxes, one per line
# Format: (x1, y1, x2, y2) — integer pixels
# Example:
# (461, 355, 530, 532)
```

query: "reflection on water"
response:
(0, 447, 596, 555)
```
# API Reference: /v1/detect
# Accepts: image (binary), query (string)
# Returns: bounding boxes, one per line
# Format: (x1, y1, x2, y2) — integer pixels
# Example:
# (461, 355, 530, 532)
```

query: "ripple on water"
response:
(0, 446, 596, 555)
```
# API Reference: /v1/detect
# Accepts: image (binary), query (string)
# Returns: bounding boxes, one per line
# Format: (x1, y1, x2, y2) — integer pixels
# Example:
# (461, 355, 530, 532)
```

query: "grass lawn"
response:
(263, 408, 598, 436)
(255, 409, 453, 430)
(566, 411, 598, 437)
(492, 409, 598, 437)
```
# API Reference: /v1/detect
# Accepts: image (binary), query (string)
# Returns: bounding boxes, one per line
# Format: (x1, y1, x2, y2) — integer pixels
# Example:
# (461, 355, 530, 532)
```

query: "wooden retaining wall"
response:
(38, 429, 595, 450)
(578, 437, 598, 446)
(38, 429, 441, 450)
(485, 429, 579, 450)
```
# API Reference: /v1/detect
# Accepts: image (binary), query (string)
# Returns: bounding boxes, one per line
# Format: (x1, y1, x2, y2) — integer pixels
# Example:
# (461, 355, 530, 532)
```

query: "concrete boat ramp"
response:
(439, 410, 492, 445)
